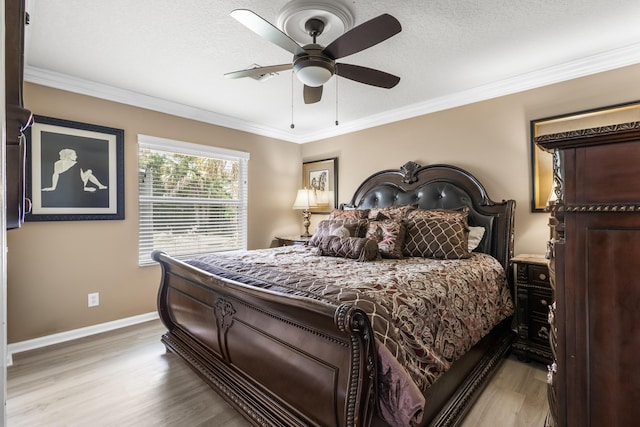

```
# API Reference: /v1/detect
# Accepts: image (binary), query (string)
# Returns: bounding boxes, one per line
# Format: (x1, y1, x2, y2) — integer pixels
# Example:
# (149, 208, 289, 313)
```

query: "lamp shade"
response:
(292, 188, 318, 210)
(314, 190, 334, 207)
(547, 178, 558, 207)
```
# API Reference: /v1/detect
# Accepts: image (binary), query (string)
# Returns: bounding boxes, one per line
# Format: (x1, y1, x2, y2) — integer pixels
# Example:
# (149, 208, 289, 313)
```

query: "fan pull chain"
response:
(290, 72, 295, 129)
(335, 77, 339, 126)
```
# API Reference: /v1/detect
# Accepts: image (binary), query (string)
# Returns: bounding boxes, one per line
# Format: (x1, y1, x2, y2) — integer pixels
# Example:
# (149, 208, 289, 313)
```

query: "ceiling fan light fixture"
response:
(228, 8, 402, 106)
(293, 56, 334, 87)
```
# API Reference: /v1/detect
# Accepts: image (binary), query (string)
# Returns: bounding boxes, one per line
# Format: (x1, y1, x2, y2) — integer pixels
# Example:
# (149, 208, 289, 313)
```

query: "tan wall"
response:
(9, 63, 640, 343)
(302, 64, 640, 256)
(7, 83, 301, 343)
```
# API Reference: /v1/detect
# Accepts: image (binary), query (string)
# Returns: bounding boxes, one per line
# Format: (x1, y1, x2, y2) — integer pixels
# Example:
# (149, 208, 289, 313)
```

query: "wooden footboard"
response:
(153, 250, 378, 427)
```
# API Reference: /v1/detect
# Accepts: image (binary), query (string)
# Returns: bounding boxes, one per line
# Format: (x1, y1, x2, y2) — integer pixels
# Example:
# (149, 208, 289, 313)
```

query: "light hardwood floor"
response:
(7, 320, 548, 427)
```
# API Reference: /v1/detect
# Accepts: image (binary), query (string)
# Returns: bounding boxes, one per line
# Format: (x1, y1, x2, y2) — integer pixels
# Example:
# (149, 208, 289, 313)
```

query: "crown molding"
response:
(24, 42, 640, 144)
(297, 42, 640, 143)
(23, 66, 301, 143)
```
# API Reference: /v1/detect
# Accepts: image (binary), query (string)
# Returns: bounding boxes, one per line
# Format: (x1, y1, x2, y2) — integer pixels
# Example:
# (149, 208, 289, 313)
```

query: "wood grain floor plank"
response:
(7, 320, 548, 426)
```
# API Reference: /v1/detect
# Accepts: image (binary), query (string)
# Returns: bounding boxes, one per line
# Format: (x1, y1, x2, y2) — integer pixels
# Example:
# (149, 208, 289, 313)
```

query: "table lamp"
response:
(292, 188, 317, 237)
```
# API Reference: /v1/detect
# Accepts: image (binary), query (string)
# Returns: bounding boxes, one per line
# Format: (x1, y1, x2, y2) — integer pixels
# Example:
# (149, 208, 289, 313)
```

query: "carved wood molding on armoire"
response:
(536, 108, 640, 427)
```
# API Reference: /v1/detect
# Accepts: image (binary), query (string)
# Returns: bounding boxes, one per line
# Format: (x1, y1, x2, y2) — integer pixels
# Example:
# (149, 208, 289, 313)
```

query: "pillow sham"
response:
(366, 219, 407, 259)
(467, 226, 485, 251)
(309, 219, 369, 247)
(315, 235, 379, 262)
(406, 207, 469, 222)
(368, 204, 416, 221)
(328, 208, 370, 220)
(404, 209, 470, 259)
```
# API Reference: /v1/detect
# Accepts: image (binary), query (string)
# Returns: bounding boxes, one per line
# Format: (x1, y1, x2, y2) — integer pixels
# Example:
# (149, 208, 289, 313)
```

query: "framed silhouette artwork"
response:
(25, 115, 124, 221)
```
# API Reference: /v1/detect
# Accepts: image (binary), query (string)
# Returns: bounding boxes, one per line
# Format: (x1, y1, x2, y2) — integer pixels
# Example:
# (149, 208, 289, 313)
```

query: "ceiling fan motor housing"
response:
(293, 46, 335, 87)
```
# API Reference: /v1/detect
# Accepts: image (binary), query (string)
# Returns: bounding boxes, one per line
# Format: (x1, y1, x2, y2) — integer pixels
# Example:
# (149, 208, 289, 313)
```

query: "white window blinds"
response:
(137, 135, 249, 266)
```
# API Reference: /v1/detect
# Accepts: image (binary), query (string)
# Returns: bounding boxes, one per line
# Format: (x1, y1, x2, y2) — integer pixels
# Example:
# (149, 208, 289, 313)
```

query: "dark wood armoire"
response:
(5, 0, 33, 229)
(536, 114, 640, 427)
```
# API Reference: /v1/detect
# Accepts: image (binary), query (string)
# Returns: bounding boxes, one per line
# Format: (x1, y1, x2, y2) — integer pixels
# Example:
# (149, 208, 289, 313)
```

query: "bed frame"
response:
(153, 161, 516, 427)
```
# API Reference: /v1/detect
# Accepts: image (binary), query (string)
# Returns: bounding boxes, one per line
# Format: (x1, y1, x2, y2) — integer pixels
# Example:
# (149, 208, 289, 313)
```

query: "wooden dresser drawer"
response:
(529, 317, 551, 347)
(511, 254, 553, 364)
(528, 288, 552, 318)
(530, 264, 550, 286)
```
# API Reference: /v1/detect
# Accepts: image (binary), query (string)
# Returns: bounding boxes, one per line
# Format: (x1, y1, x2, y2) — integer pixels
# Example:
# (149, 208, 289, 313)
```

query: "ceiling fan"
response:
(225, 9, 402, 104)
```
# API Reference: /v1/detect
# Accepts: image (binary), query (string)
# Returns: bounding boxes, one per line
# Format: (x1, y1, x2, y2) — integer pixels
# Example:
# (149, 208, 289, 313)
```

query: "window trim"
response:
(138, 134, 250, 161)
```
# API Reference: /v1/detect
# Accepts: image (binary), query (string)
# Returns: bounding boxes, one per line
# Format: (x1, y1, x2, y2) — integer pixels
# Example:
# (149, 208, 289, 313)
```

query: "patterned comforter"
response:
(186, 245, 514, 424)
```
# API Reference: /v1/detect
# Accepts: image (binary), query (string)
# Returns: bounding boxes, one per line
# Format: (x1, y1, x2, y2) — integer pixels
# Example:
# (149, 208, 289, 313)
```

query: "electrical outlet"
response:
(88, 292, 100, 307)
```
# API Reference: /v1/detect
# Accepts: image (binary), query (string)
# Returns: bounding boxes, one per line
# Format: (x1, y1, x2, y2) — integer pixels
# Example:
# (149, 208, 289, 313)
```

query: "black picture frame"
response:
(25, 115, 125, 221)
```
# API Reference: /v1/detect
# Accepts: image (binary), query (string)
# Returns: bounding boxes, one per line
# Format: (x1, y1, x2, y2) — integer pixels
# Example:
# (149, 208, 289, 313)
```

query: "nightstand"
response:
(511, 254, 553, 364)
(276, 235, 311, 246)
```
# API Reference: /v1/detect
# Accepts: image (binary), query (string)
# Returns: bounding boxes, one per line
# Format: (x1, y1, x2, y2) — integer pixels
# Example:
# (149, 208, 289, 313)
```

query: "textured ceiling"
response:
(24, 0, 640, 143)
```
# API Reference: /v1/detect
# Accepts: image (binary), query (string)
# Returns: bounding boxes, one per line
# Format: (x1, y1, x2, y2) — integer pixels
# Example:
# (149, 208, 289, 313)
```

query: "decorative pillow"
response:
(328, 208, 370, 220)
(309, 219, 369, 247)
(368, 204, 416, 221)
(467, 226, 485, 251)
(404, 210, 470, 259)
(366, 219, 407, 259)
(316, 235, 379, 262)
(406, 207, 469, 222)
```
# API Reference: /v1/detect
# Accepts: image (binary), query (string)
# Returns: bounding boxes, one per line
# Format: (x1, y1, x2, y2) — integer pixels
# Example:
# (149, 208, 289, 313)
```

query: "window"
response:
(137, 135, 249, 266)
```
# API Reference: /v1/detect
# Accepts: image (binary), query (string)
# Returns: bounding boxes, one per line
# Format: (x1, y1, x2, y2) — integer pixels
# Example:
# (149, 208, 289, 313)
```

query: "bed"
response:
(153, 161, 516, 427)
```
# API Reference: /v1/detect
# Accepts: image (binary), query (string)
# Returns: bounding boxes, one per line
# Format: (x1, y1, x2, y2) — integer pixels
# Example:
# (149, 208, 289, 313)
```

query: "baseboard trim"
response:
(6, 312, 159, 366)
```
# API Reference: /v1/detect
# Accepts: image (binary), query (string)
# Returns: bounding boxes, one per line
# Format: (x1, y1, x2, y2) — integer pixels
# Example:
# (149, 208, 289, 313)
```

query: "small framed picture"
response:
(302, 157, 338, 214)
(25, 115, 125, 221)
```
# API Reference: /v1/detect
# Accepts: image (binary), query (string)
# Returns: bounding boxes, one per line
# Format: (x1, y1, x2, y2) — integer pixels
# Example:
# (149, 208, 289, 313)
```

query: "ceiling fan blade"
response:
(224, 64, 292, 79)
(230, 9, 304, 56)
(335, 63, 400, 88)
(303, 85, 323, 104)
(323, 14, 401, 60)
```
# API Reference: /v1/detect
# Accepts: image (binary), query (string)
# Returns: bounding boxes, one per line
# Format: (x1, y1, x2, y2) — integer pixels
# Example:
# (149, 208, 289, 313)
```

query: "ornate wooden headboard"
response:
(342, 161, 516, 270)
